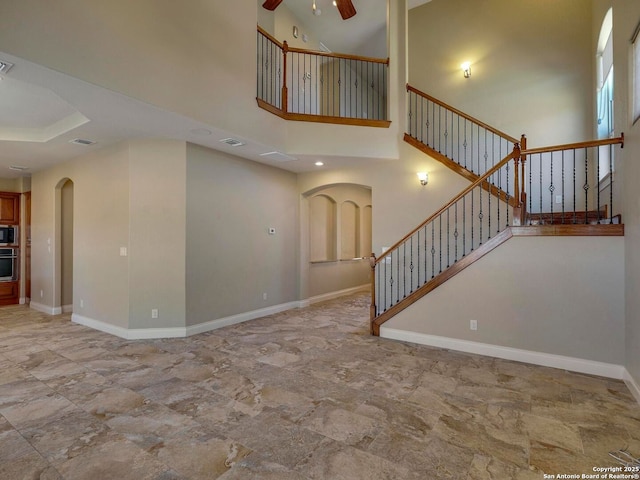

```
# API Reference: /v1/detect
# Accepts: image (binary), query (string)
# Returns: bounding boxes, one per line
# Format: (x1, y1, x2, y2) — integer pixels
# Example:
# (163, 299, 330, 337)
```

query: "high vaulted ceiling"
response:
(0, 1, 433, 178)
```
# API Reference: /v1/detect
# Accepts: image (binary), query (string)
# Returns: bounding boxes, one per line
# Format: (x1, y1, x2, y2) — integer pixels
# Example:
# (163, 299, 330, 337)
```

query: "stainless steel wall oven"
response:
(0, 248, 18, 281)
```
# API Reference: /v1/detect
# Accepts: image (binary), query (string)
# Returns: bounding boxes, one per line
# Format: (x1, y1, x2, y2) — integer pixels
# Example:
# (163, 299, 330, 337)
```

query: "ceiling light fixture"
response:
(315, 161, 324, 166)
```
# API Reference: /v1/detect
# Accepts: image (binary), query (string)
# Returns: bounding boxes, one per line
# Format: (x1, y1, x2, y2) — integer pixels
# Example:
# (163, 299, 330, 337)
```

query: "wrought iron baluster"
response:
(431, 222, 435, 279)
(584, 148, 589, 224)
(549, 151, 555, 224)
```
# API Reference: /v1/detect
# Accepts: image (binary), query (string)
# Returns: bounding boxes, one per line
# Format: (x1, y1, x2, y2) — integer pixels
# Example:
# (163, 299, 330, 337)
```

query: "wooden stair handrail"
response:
(257, 26, 389, 64)
(521, 134, 624, 156)
(374, 148, 519, 265)
(257, 25, 284, 49)
(406, 84, 519, 144)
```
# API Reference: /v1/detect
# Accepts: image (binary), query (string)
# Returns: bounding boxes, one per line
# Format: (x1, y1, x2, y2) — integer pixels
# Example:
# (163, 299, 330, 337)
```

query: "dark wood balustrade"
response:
(371, 125, 626, 334)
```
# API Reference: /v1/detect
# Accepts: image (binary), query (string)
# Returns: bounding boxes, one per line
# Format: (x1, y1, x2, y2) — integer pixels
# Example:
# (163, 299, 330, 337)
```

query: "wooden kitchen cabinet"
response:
(0, 192, 19, 225)
(0, 281, 19, 306)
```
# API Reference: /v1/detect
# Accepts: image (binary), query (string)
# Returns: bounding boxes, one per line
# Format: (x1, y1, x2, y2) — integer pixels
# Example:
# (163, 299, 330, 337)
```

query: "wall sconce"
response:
(417, 172, 429, 186)
(461, 62, 471, 79)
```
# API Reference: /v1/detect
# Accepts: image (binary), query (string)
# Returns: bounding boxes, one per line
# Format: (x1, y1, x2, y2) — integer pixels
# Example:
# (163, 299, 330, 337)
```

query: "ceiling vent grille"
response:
(219, 138, 246, 147)
(0, 61, 14, 75)
(69, 138, 96, 146)
(259, 151, 298, 162)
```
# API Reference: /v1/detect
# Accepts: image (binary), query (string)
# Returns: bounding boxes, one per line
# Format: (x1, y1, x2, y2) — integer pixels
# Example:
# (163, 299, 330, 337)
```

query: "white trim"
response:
(380, 328, 626, 380)
(624, 368, 640, 405)
(299, 284, 370, 308)
(72, 313, 187, 340)
(30, 301, 62, 315)
(186, 301, 301, 336)
(61, 289, 369, 340)
(19, 297, 26, 305)
(62, 304, 73, 313)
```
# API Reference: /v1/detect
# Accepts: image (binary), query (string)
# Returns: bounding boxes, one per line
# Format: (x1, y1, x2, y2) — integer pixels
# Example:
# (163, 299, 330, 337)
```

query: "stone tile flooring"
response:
(0, 293, 639, 479)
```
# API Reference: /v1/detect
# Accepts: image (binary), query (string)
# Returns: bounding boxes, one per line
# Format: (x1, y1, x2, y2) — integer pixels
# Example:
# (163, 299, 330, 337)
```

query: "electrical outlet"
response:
(80, 299, 84, 308)
(470, 319, 478, 331)
(555, 195, 562, 204)
(263, 292, 268, 300)
(151, 309, 158, 319)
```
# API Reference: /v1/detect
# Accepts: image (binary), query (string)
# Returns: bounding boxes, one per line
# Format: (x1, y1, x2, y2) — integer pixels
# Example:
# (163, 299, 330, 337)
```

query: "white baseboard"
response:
(186, 300, 301, 336)
(71, 299, 303, 340)
(72, 313, 187, 340)
(19, 297, 26, 305)
(624, 369, 640, 405)
(380, 327, 626, 380)
(30, 301, 62, 316)
(298, 284, 370, 308)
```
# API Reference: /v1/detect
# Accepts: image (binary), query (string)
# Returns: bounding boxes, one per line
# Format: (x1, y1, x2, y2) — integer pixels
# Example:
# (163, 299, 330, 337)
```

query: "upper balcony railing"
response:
(257, 26, 390, 127)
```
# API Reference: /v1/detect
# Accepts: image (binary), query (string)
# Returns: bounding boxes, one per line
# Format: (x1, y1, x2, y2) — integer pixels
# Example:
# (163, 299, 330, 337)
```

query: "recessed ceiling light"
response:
(315, 161, 324, 166)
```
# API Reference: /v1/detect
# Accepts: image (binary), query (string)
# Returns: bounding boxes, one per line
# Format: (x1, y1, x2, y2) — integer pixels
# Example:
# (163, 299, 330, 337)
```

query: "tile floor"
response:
(0, 293, 639, 479)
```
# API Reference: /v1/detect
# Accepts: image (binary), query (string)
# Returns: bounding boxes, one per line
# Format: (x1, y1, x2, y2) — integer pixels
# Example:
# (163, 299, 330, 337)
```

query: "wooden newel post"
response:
(519, 134, 527, 220)
(369, 253, 377, 334)
(281, 41, 289, 113)
(512, 142, 522, 226)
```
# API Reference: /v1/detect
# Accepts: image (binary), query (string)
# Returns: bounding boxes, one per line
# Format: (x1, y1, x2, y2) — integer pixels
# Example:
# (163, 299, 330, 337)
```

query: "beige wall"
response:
(409, 0, 593, 147)
(385, 236, 625, 365)
(185, 143, 298, 326)
(31, 143, 131, 327)
(128, 140, 187, 330)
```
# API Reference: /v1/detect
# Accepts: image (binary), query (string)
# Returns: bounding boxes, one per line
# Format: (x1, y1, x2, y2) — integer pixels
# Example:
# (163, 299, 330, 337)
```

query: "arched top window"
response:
(596, 8, 613, 140)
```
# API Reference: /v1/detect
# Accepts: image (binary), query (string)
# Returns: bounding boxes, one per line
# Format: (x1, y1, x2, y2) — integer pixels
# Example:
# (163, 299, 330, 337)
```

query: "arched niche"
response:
(309, 194, 337, 262)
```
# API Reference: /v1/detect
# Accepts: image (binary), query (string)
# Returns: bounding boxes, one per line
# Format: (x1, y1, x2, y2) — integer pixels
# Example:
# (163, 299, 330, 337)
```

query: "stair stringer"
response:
(375, 231, 626, 378)
(372, 229, 513, 335)
(371, 224, 624, 336)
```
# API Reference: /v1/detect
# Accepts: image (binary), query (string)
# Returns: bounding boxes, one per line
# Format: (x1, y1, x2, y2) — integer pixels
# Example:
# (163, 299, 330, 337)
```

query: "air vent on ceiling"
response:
(0, 61, 14, 75)
(259, 151, 298, 162)
(219, 138, 246, 147)
(69, 138, 96, 146)
(9, 165, 29, 172)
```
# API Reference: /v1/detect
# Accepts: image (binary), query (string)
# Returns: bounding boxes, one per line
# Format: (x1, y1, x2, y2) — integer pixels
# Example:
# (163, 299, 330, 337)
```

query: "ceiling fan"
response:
(262, 0, 357, 20)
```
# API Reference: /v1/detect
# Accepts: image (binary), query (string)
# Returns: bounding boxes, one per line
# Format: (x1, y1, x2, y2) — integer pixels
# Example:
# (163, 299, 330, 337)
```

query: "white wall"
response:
(409, 0, 593, 147)
(185, 143, 299, 326)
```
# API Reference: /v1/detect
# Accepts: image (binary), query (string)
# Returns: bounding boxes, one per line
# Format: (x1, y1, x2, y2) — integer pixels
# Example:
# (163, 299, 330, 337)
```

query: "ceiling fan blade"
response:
(262, 0, 284, 11)
(335, 0, 356, 20)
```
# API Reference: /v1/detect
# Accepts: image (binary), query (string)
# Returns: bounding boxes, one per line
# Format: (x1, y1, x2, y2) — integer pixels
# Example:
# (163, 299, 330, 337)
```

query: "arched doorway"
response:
(55, 178, 74, 313)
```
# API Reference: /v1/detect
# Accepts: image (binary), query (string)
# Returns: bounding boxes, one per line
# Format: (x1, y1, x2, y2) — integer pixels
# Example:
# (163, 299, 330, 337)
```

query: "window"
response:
(632, 19, 640, 124)
(596, 8, 614, 182)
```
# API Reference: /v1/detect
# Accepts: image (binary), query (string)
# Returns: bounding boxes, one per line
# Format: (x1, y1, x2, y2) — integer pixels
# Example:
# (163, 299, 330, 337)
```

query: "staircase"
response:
(369, 85, 625, 335)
